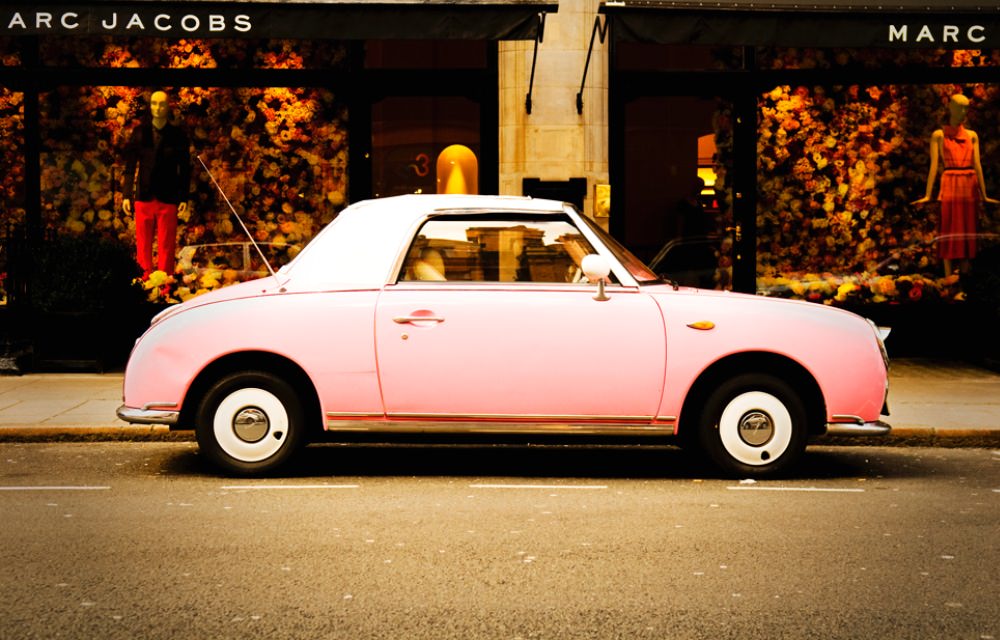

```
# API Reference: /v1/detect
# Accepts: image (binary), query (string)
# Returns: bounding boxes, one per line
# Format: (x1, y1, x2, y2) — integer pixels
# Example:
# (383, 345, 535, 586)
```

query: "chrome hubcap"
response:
(233, 407, 269, 443)
(738, 410, 774, 447)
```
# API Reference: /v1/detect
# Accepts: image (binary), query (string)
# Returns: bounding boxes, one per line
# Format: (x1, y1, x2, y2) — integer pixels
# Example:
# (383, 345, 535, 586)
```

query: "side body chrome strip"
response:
(326, 412, 675, 436)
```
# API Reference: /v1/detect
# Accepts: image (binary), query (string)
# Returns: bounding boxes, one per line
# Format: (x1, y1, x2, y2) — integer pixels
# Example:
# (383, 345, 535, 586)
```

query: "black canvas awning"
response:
(601, 0, 1000, 48)
(1, 0, 556, 40)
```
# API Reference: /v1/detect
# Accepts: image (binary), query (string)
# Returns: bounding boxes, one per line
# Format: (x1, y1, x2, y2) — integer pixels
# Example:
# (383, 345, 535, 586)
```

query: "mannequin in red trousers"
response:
(123, 90, 191, 277)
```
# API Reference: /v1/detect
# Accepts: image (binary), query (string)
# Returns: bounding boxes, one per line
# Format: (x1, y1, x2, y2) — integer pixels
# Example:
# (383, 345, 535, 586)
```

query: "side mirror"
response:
(581, 254, 611, 301)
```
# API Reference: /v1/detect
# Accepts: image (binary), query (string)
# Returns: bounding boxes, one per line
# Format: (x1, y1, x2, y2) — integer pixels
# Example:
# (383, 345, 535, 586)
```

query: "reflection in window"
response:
(399, 218, 599, 284)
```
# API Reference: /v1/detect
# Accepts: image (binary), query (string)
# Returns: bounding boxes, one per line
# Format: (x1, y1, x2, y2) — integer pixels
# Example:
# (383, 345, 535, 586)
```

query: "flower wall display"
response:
(38, 83, 348, 303)
(756, 80, 1000, 305)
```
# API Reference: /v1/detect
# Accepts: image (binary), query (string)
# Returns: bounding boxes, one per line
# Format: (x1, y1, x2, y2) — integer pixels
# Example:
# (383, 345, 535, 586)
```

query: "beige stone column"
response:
(498, 0, 608, 222)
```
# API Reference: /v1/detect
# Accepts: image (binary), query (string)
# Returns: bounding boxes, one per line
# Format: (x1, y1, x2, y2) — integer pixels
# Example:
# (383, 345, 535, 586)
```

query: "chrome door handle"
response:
(393, 315, 445, 324)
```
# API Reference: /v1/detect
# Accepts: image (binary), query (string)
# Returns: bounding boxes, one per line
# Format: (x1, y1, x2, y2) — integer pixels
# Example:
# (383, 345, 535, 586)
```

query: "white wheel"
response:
(196, 371, 306, 475)
(716, 391, 794, 467)
(212, 387, 289, 463)
(697, 373, 808, 477)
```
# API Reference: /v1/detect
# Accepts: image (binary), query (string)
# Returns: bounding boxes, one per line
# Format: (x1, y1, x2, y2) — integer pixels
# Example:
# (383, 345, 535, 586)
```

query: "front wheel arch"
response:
(696, 373, 808, 477)
(179, 351, 324, 441)
(679, 353, 826, 439)
(677, 354, 825, 475)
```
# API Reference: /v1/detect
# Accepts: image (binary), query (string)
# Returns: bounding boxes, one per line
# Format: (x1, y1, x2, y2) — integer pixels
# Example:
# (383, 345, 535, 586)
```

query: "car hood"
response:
(645, 283, 873, 326)
(148, 276, 289, 327)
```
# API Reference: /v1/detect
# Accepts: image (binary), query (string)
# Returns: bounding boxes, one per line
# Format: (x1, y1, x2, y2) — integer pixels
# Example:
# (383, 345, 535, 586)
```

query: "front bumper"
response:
(824, 420, 891, 437)
(117, 404, 180, 426)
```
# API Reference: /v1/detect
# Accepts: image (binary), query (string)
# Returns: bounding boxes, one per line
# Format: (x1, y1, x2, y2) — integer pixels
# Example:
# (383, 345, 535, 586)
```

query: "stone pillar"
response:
(498, 0, 608, 221)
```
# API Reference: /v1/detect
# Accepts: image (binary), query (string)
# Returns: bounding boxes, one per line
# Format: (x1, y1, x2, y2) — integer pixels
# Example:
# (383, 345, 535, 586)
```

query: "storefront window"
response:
(39, 37, 348, 69)
(37, 83, 348, 303)
(621, 95, 734, 290)
(371, 96, 480, 198)
(755, 82, 1000, 306)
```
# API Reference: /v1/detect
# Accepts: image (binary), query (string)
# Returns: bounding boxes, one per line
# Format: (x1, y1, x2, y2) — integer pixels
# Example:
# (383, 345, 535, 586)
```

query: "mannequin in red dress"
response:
(912, 94, 997, 276)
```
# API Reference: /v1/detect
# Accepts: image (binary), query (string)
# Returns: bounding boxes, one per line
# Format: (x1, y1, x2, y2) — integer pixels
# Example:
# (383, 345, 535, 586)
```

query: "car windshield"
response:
(576, 213, 662, 284)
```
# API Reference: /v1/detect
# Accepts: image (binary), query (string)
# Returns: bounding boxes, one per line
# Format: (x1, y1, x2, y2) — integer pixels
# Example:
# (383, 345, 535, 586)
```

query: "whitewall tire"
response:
(698, 373, 808, 477)
(196, 371, 306, 475)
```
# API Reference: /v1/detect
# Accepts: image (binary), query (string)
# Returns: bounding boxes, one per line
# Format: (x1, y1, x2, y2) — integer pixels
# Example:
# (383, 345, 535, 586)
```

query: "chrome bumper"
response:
(117, 404, 180, 426)
(824, 420, 891, 437)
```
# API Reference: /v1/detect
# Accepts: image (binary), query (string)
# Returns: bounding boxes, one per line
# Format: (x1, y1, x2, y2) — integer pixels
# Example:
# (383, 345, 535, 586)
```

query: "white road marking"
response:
(470, 483, 608, 490)
(727, 486, 865, 493)
(220, 484, 359, 490)
(0, 486, 110, 491)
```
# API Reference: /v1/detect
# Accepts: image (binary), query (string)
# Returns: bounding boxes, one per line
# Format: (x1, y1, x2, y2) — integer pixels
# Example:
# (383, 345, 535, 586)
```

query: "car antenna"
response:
(196, 155, 280, 284)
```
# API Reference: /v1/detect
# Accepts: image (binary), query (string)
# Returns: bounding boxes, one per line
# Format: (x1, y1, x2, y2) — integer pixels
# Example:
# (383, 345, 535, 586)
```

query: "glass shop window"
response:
(621, 95, 735, 291)
(755, 82, 1000, 306)
(35, 84, 348, 304)
(372, 96, 480, 198)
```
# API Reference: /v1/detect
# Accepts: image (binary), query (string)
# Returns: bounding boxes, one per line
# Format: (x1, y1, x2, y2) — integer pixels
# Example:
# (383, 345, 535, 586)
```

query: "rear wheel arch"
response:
(678, 352, 826, 440)
(179, 351, 324, 440)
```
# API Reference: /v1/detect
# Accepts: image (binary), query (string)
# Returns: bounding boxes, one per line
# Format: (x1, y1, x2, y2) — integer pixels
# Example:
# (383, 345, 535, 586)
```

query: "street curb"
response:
(0, 426, 193, 442)
(815, 428, 1000, 448)
(889, 427, 1000, 439)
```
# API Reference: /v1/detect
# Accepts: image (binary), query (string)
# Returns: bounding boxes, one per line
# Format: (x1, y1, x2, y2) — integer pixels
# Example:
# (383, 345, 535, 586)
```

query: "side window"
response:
(399, 216, 601, 283)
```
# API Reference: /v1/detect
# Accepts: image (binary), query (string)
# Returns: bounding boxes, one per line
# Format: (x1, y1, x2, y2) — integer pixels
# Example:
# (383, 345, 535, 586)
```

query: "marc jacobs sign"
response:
(887, 24, 987, 45)
(3, 9, 253, 36)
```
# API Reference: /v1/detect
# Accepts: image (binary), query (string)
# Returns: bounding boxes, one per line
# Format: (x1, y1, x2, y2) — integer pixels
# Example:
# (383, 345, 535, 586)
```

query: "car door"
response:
(375, 286, 665, 420)
(373, 214, 667, 422)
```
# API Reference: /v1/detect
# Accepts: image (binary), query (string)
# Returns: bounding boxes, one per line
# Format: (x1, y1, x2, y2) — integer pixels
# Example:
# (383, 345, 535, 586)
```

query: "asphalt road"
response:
(1, 442, 998, 640)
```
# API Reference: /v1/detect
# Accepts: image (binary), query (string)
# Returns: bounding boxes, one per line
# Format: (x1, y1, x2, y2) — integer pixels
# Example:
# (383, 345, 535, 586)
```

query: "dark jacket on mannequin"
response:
(123, 122, 191, 205)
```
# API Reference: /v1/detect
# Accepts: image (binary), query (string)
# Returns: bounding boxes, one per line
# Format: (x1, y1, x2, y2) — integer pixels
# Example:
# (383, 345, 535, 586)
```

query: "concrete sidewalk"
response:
(0, 358, 997, 443)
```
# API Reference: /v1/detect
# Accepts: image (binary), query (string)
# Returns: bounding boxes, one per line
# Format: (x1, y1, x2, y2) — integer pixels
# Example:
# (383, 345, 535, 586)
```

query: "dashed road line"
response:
(470, 483, 608, 490)
(220, 484, 360, 490)
(0, 486, 111, 491)
(727, 486, 865, 493)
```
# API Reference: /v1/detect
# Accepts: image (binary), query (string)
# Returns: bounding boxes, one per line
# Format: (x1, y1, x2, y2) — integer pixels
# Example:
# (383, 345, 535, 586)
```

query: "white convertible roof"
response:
(282, 194, 572, 288)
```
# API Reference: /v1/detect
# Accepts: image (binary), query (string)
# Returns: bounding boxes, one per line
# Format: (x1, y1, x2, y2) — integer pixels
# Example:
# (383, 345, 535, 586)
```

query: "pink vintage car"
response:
(118, 194, 890, 477)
